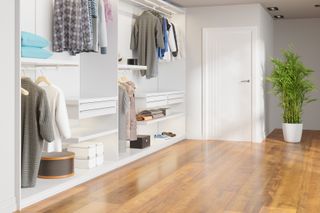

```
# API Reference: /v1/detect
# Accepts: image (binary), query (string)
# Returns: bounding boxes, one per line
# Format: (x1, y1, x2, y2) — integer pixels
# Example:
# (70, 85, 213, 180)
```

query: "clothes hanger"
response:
(118, 76, 129, 84)
(21, 88, 29, 96)
(35, 70, 52, 86)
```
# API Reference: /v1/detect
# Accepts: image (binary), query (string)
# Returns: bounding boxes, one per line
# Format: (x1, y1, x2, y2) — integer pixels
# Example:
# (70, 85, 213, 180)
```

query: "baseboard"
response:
(0, 197, 16, 213)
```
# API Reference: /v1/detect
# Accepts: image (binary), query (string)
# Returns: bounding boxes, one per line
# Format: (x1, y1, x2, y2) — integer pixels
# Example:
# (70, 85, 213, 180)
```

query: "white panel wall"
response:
(258, 6, 274, 136)
(268, 18, 320, 132)
(0, 0, 18, 212)
(185, 4, 272, 141)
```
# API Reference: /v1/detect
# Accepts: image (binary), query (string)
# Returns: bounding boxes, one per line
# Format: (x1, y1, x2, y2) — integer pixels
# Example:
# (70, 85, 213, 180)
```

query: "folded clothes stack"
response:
(136, 108, 167, 121)
(21, 32, 53, 59)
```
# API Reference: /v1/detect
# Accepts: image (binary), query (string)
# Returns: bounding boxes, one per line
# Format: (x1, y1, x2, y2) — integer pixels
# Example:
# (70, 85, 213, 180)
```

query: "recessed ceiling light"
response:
(315, 4, 320, 7)
(274, 15, 284, 19)
(267, 7, 279, 11)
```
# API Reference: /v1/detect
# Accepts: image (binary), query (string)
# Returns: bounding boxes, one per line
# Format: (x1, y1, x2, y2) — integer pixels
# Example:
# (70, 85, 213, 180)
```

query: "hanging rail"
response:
(124, 0, 185, 17)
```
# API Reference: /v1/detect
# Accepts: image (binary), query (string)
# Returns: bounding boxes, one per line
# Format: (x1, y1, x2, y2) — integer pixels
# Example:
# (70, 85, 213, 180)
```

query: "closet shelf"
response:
(66, 97, 117, 120)
(118, 64, 147, 71)
(137, 113, 185, 125)
(21, 58, 80, 67)
(67, 128, 118, 143)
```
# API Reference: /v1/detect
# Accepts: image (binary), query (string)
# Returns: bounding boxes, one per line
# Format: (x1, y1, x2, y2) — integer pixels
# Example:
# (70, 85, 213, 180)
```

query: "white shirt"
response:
(42, 84, 71, 152)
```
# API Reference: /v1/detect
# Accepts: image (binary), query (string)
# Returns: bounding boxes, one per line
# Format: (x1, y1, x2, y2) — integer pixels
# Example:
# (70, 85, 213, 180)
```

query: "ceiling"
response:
(166, 0, 320, 19)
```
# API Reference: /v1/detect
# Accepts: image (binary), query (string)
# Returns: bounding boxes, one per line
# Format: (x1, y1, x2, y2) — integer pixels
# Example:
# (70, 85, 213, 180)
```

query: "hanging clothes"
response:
(53, 0, 92, 55)
(172, 26, 185, 60)
(41, 85, 71, 153)
(21, 78, 54, 188)
(53, 0, 108, 55)
(171, 23, 179, 57)
(158, 17, 169, 59)
(88, 0, 99, 52)
(118, 81, 137, 141)
(118, 84, 130, 140)
(130, 11, 164, 79)
(168, 23, 177, 55)
(98, 0, 108, 54)
(103, 0, 113, 24)
(122, 81, 137, 141)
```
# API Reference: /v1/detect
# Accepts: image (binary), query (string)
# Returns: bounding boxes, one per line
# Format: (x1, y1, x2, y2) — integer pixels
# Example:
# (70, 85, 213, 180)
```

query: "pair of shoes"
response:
(162, 132, 176, 137)
(154, 134, 170, 140)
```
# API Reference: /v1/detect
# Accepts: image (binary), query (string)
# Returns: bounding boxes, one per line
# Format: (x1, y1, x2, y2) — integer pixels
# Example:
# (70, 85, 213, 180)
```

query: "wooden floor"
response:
(20, 129, 320, 213)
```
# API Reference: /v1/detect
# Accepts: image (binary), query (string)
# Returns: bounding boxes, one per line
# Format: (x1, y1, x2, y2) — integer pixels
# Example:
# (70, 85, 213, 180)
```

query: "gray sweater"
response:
(130, 11, 164, 79)
(21, 78, 54, 188)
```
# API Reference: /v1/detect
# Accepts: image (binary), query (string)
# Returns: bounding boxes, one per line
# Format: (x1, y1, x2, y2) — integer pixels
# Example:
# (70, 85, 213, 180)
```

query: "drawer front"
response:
(79, 100, 116, 111)
(146, 95, 167, 102)
(168, 93, 184, 100)
(80, 107, 116, 119)
(146, 100, 168, 108)
(167, 98, 184, 105)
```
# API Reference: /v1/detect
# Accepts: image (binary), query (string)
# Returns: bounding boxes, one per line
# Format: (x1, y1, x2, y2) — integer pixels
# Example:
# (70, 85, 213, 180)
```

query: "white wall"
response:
(186, 4, 273, 141)
(0, 0, 18, 212)
(258, 6, 274, 135)
(267, 18, 320, 132)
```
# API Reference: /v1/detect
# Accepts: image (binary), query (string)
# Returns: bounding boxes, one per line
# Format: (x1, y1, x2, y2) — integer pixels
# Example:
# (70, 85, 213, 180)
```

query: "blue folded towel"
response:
(21, 47, 53, 59)
(21, 31, 49, 48)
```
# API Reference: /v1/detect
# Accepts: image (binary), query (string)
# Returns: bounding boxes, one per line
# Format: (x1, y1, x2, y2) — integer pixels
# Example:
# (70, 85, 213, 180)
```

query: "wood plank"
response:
(19, 129, 320, 213)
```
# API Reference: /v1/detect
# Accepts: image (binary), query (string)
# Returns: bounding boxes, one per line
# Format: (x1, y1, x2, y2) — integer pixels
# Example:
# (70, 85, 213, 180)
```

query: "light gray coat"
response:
(130, 11, 164, 79)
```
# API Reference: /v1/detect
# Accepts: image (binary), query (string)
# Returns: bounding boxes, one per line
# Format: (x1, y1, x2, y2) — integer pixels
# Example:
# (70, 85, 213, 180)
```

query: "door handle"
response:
(240, 80, 250, 83)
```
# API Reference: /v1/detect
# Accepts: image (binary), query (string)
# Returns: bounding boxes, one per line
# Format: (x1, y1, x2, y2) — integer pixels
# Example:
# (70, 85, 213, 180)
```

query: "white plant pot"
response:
(282, 123, 303, 143)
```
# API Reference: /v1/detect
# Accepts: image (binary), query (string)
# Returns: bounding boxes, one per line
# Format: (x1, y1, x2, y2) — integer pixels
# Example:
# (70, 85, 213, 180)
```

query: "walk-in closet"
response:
(16, 0, 186, 209)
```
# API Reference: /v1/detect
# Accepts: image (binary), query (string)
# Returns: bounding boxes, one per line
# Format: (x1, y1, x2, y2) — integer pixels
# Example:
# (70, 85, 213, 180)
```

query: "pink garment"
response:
(103, 0, 113, 24)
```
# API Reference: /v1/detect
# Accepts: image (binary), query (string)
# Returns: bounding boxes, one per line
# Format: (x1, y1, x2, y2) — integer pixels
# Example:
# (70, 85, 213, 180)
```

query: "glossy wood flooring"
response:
(21, 129, 320, 213)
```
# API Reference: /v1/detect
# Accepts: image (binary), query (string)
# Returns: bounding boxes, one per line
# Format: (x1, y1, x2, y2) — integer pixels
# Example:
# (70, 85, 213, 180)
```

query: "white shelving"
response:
(67, 128, 118, 143)
(137, 113, 185, 125)
(21, 58, 79, 67)
(66, 97, 117, 119)
(21, 135, 185, 208)
(118, 64, 147, 70)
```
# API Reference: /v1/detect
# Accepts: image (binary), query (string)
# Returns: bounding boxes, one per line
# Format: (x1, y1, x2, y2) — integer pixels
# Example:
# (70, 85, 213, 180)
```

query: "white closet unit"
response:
(118, 0, 186, 156)
(15, 0, 186, 210)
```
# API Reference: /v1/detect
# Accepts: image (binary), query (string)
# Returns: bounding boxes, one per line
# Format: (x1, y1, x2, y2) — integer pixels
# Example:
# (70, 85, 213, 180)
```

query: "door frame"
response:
(201, 27, 265, 143)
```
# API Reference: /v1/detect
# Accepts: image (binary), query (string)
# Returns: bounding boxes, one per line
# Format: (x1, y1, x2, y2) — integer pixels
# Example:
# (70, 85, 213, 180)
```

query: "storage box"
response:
(38, 151, 75, 179)
(67, 142, 96, 159)
(130, 135, 151, 149)
(88, 142, 104, 156)
(75, 158, 96, 169)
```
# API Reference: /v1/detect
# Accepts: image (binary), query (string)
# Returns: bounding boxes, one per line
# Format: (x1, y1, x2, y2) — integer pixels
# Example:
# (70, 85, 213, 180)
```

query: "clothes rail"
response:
(125, 0, 184, 17)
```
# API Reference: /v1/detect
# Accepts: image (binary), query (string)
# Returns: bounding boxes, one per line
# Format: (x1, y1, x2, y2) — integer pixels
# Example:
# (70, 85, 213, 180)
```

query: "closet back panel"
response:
(80, 0, 118, 99)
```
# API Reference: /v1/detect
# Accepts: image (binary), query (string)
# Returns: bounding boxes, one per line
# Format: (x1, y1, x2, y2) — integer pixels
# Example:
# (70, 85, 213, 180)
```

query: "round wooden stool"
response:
(38, 151, 75, 179)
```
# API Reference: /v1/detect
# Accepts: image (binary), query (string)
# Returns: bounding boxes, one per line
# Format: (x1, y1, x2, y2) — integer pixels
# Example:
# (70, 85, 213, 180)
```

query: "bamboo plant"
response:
(267, 49, 316, 124)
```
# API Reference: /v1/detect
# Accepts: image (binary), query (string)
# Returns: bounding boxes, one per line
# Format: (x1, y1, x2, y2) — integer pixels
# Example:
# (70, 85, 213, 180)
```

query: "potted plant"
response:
(267, 49, 316, 143)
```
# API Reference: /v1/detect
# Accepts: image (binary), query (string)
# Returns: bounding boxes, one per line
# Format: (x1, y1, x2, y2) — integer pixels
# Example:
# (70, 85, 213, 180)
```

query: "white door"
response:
(203, 28, 253, 142)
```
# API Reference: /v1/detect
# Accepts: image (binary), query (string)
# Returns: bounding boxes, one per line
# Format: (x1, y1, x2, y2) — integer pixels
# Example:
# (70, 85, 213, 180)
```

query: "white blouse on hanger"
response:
(42, 84, 71, 152)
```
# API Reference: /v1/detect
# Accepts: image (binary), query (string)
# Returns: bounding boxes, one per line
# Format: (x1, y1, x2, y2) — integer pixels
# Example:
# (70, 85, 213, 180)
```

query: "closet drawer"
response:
(67, 97, 117, 120)
(79, 100, 116, 111)
(168, 93, 184, 100)
(146, 95, 167, 103)
(167, 98, 184, 105)
(146, 100, 168, 108)
(80, 107, 116, 119)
